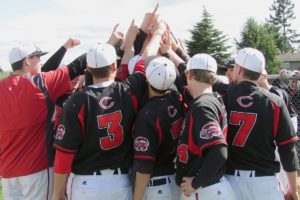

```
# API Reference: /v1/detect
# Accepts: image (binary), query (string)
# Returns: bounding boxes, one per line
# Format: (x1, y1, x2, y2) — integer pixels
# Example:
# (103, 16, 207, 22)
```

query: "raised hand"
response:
(160, 31, 172, 54)
(125, 20, 140, 45)
(150, 15, 166, 36)
(107, 23, 124, 46)
(140, 4, 159, 33)
(63, 38, 80, 49)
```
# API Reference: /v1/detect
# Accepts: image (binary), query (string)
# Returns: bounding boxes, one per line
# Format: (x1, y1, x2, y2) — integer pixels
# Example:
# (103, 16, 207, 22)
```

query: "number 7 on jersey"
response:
(229, 111, 257, 147)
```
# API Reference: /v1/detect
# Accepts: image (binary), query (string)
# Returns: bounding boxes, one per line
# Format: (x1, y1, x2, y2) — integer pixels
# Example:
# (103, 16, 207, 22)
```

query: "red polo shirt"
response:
(0, 66, 72, 178)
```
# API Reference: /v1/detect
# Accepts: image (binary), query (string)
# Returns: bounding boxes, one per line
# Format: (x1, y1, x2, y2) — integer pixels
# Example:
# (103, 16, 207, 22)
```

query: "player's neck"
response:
(92, 75, 115, 84)
(148, 87, 165, 98)
(238, 78, 257, 85)
(190, 82, 212, 99)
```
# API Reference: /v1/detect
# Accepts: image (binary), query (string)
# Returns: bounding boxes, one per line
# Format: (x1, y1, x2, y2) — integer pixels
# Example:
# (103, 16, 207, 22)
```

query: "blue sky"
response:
(0, 0, 299, 71)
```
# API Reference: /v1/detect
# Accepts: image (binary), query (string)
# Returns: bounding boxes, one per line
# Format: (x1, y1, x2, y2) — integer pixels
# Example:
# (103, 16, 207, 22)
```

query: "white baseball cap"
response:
(9, 43, 48, 64)
(186, 53, 217, 73)
(146, 57, 176, 91)
(235, 47, 265, 73)
(128, 54, 142, 75)
(86, 43, 117, 68)
(262, 68, 268, 76)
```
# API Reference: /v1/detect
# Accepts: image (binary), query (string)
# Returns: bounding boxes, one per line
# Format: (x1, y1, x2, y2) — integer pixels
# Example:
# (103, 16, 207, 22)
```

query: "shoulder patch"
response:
(134, 136, 149, 152)
(55, 125, 66, 140)
(199, 123, 222, 139)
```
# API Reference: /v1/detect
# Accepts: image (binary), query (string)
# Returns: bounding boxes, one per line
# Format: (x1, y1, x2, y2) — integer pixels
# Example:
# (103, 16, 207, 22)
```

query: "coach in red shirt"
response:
(0, 42, 86, 200)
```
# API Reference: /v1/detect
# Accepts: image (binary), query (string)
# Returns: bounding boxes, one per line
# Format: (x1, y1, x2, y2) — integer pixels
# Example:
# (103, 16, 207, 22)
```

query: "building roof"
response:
(277, 52, 300, 62)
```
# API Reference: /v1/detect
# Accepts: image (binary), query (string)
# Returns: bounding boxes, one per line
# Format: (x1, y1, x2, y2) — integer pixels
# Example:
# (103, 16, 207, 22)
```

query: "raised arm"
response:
(142, 16, 166, 59)
(42, 38, 80, 72)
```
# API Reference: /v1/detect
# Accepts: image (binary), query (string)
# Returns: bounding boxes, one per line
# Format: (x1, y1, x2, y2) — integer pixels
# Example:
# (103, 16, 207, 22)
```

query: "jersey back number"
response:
(97, 111, 124, 150)
(229, 111, 257, 147)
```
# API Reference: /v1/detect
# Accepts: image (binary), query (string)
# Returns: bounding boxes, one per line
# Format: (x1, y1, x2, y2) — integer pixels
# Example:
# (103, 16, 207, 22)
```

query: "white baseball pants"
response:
(226, 170, 284, 200)
(67, 169, 132, 200)
(180, 176, 237, 200)
(1, 168, 53, 200)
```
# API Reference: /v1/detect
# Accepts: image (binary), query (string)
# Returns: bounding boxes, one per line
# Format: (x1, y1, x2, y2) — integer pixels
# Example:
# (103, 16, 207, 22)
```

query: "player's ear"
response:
(187, 70, 193, 81)
(238, 65, 243, 75)
(24, 57, 31, 67)
(111, 63, 117, 72)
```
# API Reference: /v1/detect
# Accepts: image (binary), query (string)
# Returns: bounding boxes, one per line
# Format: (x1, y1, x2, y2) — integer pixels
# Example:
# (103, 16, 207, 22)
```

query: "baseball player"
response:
(133, 57, 183, 200)
(220, 59, 235, 84)
(0, 42, 86, 200)
(224, 48, 299, 200)
(176, 54, 237, 200)
(52, 43, 147, 200)
(258, 68, 299, 191)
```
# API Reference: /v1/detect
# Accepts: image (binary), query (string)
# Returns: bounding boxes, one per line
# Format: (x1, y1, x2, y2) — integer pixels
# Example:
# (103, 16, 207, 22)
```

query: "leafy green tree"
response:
(236, 18, 280, 74)
(267, 0, 300, 52)
(186, 7, 230, 65)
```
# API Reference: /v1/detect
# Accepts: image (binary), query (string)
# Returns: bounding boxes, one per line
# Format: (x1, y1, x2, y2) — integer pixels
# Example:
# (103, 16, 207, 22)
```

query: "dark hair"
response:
(149, 85, 167, 94)
(243, 67, 261, 81)
(11, 59, 24, 71)
(189, 69, 217, 85)
(88, 65, 113, 79)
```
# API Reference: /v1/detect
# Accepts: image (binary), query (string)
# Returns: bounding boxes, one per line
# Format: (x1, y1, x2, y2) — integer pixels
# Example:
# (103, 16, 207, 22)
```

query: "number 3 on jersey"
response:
(97, 111, 124, 150)
(230, 111, 257, 147)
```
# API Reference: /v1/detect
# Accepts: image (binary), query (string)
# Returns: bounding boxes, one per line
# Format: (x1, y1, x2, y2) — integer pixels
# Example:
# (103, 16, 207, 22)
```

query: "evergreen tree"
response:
(267, 0, 300, 52)
(186, 8, 230, 65)
(236, 18, 280, 74)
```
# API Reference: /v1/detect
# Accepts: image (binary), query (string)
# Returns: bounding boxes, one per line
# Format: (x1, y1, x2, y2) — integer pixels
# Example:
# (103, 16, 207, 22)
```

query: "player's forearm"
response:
(168, 51, 185, 68)
(286, 171, 298, 192)
(142, 35, 161, 60)
(52, 173, 68, 200)
(67, 53, 87, 80)
(42, 46, 67, 72)
(278, 144, 299, 172)
(133, 172, 151, 200)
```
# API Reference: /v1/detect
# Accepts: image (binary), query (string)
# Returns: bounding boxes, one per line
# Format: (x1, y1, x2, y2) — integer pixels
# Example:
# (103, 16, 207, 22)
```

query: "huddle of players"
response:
(47, 6, 299, 200)
(52, 22, 299, 200)
(2, 6, 295, 200)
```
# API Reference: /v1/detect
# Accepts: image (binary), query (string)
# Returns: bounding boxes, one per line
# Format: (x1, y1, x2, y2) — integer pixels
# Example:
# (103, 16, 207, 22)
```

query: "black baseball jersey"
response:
(133, 90, 184, 177)
(225, 81, 298, 173)
(176, 93, 227, 184)
(54, 73, 146, 174)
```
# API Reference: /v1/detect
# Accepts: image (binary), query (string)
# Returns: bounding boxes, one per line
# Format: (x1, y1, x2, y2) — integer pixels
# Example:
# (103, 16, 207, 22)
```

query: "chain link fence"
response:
(268, 75, 300, 132)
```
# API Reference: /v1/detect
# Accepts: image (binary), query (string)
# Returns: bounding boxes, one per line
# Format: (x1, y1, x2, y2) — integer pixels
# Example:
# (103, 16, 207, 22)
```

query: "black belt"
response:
(77, 168, 129, 175)
(226, 168, 274, 177)
(148, 177, 171, 187)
